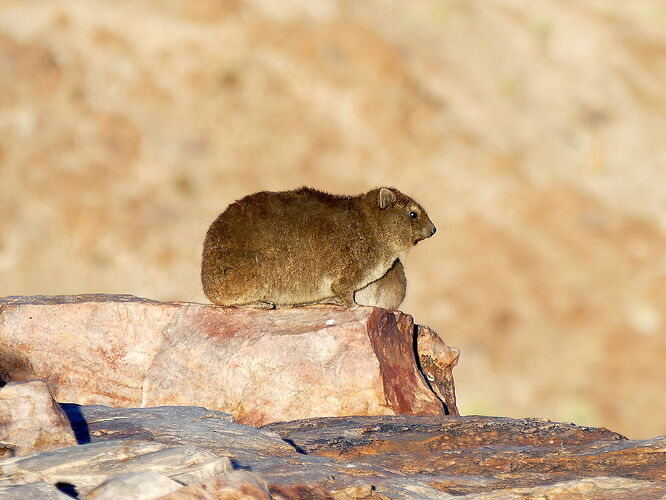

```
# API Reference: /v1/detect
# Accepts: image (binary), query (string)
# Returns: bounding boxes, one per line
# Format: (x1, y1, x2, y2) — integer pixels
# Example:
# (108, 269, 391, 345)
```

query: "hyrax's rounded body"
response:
(201, 187, 435, 309)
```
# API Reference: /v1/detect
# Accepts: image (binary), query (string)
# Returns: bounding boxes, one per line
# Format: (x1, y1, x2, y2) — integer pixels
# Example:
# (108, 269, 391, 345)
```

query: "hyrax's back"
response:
(202, 187, 435, 309)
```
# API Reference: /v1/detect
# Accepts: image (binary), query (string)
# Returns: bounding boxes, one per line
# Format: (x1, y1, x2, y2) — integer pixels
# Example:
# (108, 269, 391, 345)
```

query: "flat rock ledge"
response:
(0, 405, 664, 499)
(0, 294, 459, 424)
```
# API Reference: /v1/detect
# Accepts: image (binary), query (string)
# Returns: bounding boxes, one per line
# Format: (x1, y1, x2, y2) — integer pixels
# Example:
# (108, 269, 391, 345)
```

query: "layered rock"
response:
(1, 405, 664, 499)
(264, 415, 666, 493)
(0, 439, 230, 497)
(0, 295, 457, 424)
(0, 380, 77, 457)
(0, 481, 72, 500)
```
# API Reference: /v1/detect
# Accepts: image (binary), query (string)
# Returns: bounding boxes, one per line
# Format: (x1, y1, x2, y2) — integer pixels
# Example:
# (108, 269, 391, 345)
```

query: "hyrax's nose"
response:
(431, 226, 437, 236)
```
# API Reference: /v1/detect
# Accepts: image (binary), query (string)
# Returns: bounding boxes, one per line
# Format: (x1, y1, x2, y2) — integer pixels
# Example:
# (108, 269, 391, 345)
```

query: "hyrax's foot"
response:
(237, 301, 276, 309)
(299, 300, 339, 308)
(325, 296, 345, 307)
(331, 285, 359, 310)
(318, 296, 358, 309)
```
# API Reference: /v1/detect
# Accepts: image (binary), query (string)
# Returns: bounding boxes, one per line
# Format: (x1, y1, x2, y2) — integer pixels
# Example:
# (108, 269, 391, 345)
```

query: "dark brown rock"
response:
(264, 415, 666, 496)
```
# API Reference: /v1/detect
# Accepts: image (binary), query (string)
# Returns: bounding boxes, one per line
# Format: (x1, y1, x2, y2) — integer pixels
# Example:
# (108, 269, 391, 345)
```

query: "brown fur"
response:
(201, 187, 435, 309)
(303, 257, 407, 309)
(354, 258, 407, 310)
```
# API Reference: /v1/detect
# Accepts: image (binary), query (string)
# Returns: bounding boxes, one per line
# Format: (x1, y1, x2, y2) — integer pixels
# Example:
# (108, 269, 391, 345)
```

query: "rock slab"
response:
(85, 470, 182, 499)
(0, 295, 456, 425)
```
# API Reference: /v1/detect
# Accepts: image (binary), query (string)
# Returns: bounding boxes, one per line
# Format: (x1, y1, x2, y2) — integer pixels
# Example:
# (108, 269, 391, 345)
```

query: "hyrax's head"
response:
(367, 187, 436, 250)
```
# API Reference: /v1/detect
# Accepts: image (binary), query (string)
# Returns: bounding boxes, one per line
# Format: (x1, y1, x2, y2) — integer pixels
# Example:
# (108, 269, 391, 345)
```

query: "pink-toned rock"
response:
(0, 295, 451, 425)
(0, 380, 77, 456)
(162, 471, 271, 500)
(84, 470, 182, 500)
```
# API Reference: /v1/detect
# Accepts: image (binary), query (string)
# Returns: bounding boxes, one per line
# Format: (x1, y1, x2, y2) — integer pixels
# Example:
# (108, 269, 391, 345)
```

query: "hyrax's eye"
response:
(409, 211, 419, 219)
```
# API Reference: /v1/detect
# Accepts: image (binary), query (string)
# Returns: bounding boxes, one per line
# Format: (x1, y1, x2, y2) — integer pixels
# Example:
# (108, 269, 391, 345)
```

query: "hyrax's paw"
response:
(238, 301, 275, 309)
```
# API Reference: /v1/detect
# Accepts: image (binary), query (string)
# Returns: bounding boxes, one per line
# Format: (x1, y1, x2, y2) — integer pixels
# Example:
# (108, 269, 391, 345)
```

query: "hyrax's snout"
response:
(416, 218, 437, 242)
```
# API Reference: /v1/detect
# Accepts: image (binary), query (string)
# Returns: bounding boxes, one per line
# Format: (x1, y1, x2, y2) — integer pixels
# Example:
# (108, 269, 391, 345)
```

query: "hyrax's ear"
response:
(378, 188, 397, 209)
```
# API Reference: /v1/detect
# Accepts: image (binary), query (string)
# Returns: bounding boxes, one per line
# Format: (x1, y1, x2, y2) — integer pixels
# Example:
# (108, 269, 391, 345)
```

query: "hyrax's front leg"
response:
(331, 278, 359, 310)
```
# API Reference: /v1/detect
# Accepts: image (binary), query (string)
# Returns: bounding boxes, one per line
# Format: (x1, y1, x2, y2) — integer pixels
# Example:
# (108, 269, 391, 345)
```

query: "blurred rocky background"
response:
(1, 0, 664, 439)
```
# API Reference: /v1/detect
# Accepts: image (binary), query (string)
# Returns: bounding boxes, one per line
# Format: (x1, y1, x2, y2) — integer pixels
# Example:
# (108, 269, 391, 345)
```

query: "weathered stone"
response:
(263, 415, 666, 496)
(0, 380, 77, 456)
(0, 295, 449, 424)
(59, 405, 291, 464)
(0, 440, 230, 496)
(415, 325, 459, 416)
(162, 471, 271, 499)
(84, 470, 181, 500)
(460, 477, 666, 500)
(0, 481, 72, 500)
(58, 405, 358, 493)
(0, 295, 178, 407)
(3, 405, 661, 499)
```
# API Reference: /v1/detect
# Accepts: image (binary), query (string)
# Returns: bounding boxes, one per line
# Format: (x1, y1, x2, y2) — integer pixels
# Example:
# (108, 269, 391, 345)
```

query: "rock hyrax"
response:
(201, 187, 436, 309)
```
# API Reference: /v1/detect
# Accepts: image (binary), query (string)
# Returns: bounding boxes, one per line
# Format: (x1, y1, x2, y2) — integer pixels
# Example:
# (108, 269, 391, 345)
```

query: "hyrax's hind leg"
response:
(202, 248, 267, 306)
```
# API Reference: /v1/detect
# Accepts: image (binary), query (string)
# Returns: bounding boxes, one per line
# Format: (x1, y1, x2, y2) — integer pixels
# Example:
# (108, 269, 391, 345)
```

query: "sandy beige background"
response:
(1, 0, 665, 438)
